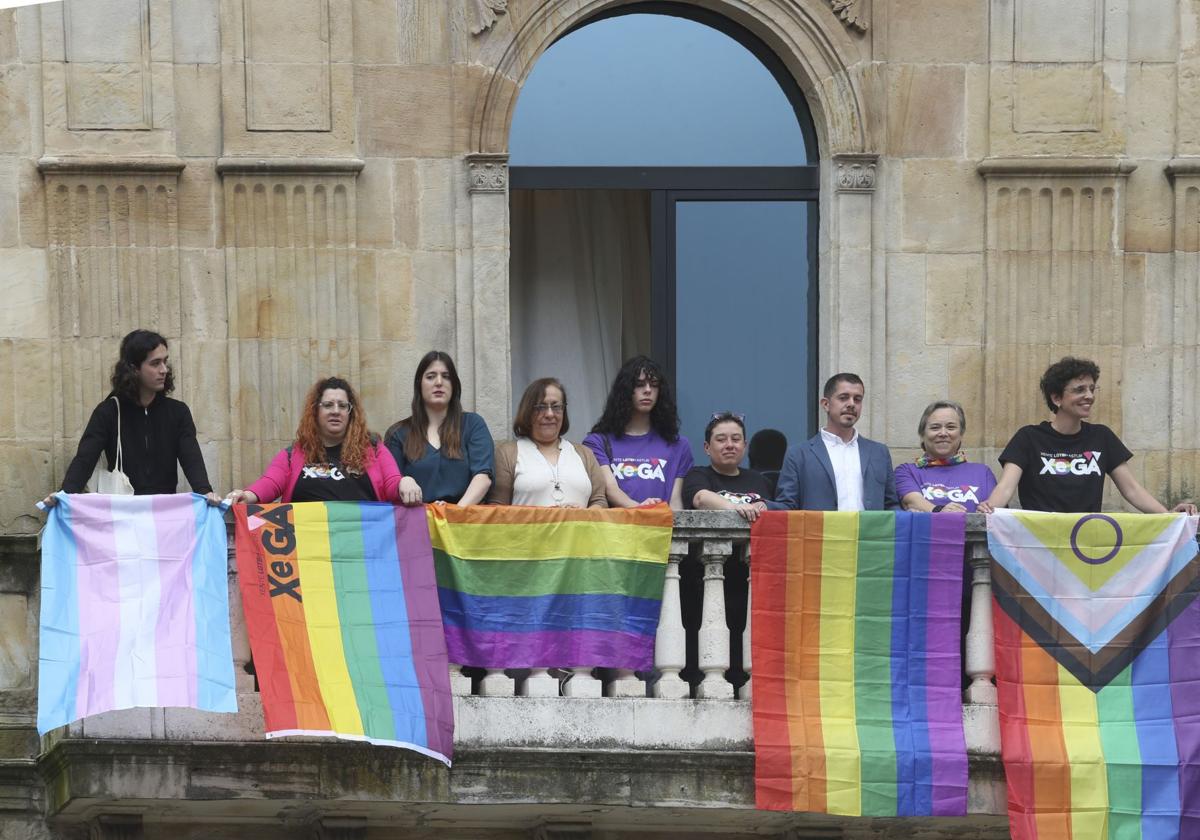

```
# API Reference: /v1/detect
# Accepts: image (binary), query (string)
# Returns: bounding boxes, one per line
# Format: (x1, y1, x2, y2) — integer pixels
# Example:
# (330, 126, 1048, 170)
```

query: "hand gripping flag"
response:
(988, 510, 1200, 840)
(234, 501, 453, 764)
(751, 511, 969, 816)
(38, 493, 237, 734)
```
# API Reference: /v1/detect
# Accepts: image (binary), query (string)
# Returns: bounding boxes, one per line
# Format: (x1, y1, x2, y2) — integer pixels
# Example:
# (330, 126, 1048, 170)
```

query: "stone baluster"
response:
(963, 533, 1000, 755)
(741, 542, 752, 702)
(561, 668, 602, 698)
(479, 669, 515, 696)
(448, 664, 472, 696)
(964, 538, 997, 705)
(605, 668, 644, 698)
(653, 539, 690, 699)
(521, 668, 559, 697)
(697, 538, 734, 699)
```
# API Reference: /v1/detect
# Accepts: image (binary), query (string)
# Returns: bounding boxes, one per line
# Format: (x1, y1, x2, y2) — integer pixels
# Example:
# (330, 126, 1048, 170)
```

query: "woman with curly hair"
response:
(45, 329, 218, 506)
(228, 376, 402, 504)
(583, 355, 692, 509)
(385, 351, 494, 506)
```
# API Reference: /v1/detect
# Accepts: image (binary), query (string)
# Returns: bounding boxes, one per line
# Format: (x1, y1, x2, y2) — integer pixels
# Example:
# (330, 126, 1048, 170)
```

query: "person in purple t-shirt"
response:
(583, 355, 693, 509)
(895, 400, 996, 513)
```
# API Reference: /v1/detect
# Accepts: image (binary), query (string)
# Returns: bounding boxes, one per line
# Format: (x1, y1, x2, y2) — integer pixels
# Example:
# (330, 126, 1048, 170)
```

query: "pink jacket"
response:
(246, 441, 402, 503)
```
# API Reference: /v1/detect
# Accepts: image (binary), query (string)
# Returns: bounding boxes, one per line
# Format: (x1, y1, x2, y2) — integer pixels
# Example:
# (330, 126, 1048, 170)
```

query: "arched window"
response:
(509, 3, 819, 463)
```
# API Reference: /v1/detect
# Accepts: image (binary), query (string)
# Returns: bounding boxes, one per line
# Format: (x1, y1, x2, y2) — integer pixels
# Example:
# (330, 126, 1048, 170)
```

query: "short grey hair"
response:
(917, 400, 966, 450)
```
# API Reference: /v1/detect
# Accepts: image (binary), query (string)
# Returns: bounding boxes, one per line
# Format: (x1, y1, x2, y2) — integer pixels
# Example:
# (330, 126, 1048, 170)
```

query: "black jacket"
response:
(60, 392, 213, 495)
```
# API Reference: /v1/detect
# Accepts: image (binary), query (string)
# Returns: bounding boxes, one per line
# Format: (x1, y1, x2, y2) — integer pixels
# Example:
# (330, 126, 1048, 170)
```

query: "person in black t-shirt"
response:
(683, 412, 783, 522)
(979, 357, 1196, 514)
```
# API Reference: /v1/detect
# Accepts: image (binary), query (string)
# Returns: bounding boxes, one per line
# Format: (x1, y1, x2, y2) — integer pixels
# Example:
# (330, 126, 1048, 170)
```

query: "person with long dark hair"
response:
(227, 376, 402, 504)
(385, 351, 494, 506)
(45, 329, 218, 506)
(583, 356, 692, 509)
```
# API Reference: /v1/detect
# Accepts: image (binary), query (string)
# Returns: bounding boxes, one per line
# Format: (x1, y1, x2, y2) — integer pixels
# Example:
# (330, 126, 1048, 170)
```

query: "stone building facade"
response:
(0, 0, 1196, 837)
(0, 0, 1196, 533)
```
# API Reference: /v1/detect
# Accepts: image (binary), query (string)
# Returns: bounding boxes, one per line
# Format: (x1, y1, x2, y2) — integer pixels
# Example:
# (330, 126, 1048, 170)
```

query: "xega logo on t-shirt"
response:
(921, 484, 981, 504)
(1038, 451, 1102, 476)
(301, 464, 350, 481)
(609, 459, 667, 481)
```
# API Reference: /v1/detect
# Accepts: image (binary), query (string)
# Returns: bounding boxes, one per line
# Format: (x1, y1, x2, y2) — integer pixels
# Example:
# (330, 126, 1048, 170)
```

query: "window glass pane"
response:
(510, 14, 808, 166)
(674, 201, 813, 465)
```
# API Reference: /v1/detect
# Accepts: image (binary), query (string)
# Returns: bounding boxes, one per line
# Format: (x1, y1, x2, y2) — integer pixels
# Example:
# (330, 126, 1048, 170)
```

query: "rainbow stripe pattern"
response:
(234, 502, 452, 764)
(427, 504, 673, 669)
(38, 492, 236, 734)
(988, 510, 1200, 839)
(751, 510, 969, 816)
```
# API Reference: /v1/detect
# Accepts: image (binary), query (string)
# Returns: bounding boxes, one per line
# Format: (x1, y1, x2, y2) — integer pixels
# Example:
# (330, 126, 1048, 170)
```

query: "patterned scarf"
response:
(915, 451, 968, 468)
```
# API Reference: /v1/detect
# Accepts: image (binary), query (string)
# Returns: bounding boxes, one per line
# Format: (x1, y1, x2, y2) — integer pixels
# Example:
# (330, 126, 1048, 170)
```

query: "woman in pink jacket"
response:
(228, 376, 402, 504)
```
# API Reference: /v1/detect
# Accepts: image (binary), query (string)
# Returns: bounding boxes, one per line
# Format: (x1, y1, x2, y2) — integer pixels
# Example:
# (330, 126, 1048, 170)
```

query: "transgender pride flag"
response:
(38, 493, 237, 733)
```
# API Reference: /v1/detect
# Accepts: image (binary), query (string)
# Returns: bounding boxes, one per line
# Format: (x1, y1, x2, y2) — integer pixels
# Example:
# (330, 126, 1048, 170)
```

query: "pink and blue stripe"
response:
(38, 492, 236, 734)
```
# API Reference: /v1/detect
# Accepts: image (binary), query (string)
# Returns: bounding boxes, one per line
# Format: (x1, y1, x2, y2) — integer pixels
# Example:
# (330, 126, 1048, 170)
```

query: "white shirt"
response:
(820, 427, 864, 511)
(511, 437, 593, 507)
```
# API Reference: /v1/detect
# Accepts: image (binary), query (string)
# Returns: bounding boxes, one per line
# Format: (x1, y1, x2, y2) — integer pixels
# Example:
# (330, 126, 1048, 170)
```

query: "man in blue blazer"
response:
(775, 372, 899, 511)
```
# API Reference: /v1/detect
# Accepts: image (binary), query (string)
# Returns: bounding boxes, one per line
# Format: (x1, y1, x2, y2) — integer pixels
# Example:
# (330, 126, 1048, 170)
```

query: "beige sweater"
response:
(487, 438, 609, 508)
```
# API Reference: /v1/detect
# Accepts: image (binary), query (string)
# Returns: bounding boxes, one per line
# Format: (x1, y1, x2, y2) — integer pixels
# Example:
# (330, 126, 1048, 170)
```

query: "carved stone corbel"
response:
(827, 0, 869, 32)
(469, 0, 508, 35)
(833, 153, 878, 193)
(466, 153, 509, 193)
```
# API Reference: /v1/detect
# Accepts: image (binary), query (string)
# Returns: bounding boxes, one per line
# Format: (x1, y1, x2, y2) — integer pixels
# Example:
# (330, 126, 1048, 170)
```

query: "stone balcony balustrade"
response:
(0, 512, 1013, 838)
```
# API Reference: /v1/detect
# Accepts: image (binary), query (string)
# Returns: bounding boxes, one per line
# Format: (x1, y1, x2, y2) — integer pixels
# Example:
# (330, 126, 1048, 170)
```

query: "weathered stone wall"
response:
(0, 0, 1197, 534)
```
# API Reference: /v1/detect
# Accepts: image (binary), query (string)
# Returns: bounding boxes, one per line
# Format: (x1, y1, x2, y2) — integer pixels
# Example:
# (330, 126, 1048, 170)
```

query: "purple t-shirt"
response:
(894, 461, 997, 512)
(582, 429, 694, 503)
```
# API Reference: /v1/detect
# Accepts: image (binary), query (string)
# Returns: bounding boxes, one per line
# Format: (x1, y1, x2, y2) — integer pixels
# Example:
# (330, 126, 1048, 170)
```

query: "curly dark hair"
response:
(1040, 357, 1101, 413)
(590, 356, 681, 442)
(110, 329, 174, 402)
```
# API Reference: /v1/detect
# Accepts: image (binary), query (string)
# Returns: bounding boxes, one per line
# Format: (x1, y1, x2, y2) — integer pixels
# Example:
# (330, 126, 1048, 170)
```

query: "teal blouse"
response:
(385, 412, 495, 503)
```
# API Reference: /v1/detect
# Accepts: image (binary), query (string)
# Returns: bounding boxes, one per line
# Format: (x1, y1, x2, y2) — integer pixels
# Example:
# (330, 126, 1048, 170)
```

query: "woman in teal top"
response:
(386, 351, 495, 505)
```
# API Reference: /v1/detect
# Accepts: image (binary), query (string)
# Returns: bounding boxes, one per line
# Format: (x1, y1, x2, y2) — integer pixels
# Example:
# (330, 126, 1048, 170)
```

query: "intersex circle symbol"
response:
(1069, 513, 1123, 565)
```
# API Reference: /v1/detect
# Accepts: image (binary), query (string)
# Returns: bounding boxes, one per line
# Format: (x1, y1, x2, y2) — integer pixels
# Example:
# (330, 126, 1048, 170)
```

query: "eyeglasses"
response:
(534, 402, 565, 415)
(710, 411, 746, 422)
(319, 400, 352, 412)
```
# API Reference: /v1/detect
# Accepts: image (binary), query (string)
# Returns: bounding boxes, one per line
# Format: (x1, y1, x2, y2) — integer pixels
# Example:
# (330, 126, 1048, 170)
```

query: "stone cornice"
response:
(1166, 158, 1200, 179)
(215, 157, 365, 175)
(36, 157, 186, 174)
(977, 157, 1138, 178)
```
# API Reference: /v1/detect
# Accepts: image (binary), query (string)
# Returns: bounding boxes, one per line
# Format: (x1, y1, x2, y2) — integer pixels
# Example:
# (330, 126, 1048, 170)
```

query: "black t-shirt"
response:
(291, 445, 377, 503)
(999, 422, 1133, 513)
(683, 466, 773, 509)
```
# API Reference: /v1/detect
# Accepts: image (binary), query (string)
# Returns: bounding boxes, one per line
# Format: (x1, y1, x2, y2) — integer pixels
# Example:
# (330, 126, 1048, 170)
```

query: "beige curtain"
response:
(509, 189, 652, 439)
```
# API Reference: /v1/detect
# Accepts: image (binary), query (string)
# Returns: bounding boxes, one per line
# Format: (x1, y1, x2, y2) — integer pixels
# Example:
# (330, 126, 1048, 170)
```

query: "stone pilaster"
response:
(462, 152, 510, 438)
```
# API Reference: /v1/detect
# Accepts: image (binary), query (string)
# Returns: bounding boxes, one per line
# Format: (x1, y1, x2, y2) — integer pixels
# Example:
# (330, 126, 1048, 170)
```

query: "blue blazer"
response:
(775, 433, 899, 511)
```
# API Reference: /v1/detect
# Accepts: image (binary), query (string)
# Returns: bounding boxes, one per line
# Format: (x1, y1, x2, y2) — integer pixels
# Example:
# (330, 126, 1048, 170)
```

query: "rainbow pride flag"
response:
(234, 502, 452, 764)
(38, 493, 236, 734)
(750, 510, 968, 816)
(988, 510, 1200, 839)
(427, 504, 673, 669)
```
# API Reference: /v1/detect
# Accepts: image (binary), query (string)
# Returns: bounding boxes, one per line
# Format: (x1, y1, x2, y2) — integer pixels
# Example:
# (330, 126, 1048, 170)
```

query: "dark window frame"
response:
(509, 3, 822, 438)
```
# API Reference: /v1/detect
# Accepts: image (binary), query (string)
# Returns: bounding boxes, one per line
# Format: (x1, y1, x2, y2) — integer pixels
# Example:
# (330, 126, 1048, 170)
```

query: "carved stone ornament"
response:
(827, 0, 869, 32)
(467, 154, 509, 193)
(470, 0, 508, 35)
(835, 155, 878, 192)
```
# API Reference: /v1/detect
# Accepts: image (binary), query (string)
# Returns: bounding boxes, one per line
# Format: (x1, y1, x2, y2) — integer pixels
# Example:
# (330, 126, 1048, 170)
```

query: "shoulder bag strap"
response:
(110, 396, 124, 473)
